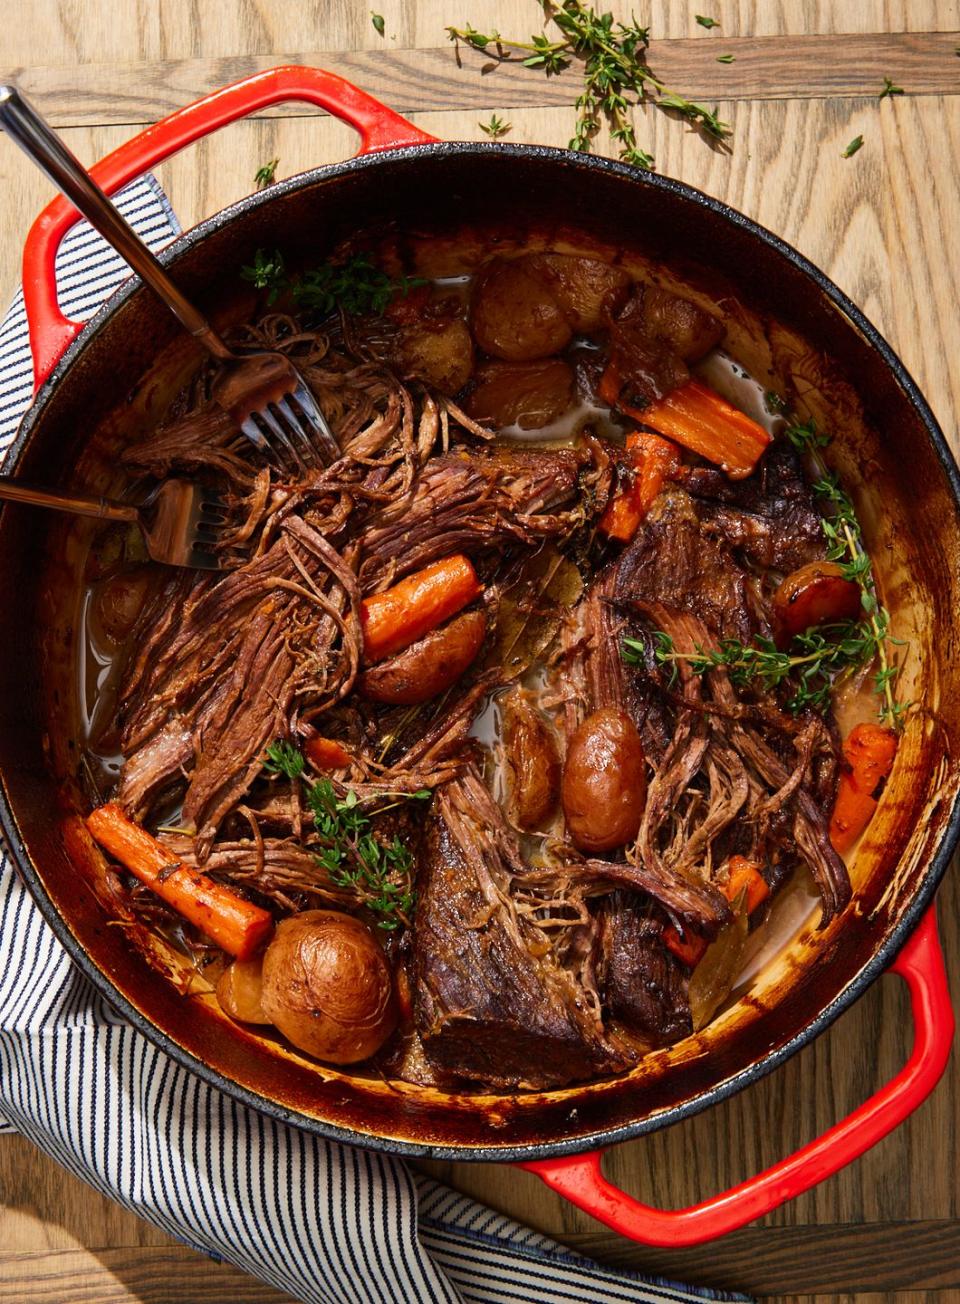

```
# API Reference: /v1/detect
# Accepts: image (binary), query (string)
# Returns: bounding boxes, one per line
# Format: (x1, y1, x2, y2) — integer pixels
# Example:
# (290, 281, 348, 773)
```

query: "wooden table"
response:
(2, 3, 960, 1300)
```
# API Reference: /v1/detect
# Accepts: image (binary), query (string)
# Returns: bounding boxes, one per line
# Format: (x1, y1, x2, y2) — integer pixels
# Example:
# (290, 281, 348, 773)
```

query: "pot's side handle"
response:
(520, 907, 953, 1248)
(21, 65, 436, 388)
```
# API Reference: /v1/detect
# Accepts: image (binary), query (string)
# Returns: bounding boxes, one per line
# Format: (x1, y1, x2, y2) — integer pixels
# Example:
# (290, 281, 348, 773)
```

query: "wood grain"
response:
(2, 2, 960, 1302)
(3, 31, 959, 131)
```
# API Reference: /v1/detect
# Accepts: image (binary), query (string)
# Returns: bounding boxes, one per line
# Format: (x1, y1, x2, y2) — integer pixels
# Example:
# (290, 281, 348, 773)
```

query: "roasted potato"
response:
(503, 691, 561, 830)
(215, 954, 271, 1024)
(470, 258, 573, 361)
(562, 707, 647, 853)
(93, 566, 152, 644)
(359, 609, 487, 705)
(395, 317, 474, 394)
(530, 253, 631, 332)
(465, 358, 574, 431)
(261, 910, 398, 1064)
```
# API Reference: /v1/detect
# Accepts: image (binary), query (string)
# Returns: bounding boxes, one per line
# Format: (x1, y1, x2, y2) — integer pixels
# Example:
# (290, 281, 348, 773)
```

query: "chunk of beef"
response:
(685, 440, 826, 572)
(414, 774, 635, 1088)
(608, 285, 725, 406)
(600, 894, 692, 1044)
(614, 486, 754, 642)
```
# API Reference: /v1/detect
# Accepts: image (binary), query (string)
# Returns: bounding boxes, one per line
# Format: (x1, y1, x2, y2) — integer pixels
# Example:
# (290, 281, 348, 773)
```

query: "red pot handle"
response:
(520, 907, 953, 1246)
(22, 65, 436, 388)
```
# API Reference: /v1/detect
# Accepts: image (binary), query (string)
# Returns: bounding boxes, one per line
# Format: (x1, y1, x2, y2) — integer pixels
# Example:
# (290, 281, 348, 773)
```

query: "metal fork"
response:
(0, 477, 229, 570)
(0, 85, 340, 473)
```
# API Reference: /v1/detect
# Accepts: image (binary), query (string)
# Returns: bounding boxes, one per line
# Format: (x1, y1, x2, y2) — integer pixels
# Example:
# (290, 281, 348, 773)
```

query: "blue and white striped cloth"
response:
(0, 174, 749, 1304)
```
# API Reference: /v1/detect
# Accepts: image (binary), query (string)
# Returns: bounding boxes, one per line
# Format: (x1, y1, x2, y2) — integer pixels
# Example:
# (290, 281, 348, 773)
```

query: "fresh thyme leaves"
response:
(240, 248, 287, 304)
(263, 740, 306, 779)
(716, 53, 735, 63)
(695, 15, 720, 28)
(784, 417, 831, 453)
(447, 2, 732, 172)
(254, 158, 279, 190)
(306, 781, 415, 930)
(623, 394, 905, 726)
(635, 624, 887, 717)
(371, 11, 386, 37)
(842, 134, 864, 158)
(262, 743, 427, 929)
(292, 255, 426, 318)
(879, 76, 904, 99)
(479, 113, 512, 138)
(240, 251, 426, 318)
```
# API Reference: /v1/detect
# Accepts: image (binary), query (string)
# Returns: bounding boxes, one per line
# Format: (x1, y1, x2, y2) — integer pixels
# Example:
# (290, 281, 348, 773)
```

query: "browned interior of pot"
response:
(1, 150, 958, 1155)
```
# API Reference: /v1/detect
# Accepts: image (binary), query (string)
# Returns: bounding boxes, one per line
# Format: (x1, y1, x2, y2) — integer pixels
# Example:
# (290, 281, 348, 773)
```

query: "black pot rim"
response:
(3, 141, 959, 1162)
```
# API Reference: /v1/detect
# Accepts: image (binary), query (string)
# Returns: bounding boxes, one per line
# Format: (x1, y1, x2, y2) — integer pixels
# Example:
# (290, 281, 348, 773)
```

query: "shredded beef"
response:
(685, 439, 827, 572)
(414, 772, 635, 1088)
(599, 894, 692, 1045)
(615, 486, 755, 642)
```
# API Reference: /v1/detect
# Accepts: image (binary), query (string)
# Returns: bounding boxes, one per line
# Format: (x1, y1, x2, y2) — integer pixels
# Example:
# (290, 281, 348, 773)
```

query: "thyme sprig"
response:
(479, 113, 512, 138)
(240, 247, 286, 304)
(254, 158, 279, 190)
(239, 251, 426, 317)
(625, 620, 889, 717)
(621, 409, 905, 728)
(447, 2, 731, 172)
(262, 742, 428, 929)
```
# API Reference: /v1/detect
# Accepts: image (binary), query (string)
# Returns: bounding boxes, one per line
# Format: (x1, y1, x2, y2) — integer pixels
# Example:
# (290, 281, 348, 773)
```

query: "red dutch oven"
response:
(2, 66, 960, 1249)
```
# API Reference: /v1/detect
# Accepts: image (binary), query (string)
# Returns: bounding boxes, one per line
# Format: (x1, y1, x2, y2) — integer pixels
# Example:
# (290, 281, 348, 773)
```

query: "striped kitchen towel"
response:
(0, 173, 749, 1304)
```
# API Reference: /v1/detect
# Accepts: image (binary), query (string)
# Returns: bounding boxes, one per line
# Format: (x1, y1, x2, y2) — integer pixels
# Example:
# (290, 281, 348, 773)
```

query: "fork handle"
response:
(0, 86, 232, 362)
(0, 478, 139, 523)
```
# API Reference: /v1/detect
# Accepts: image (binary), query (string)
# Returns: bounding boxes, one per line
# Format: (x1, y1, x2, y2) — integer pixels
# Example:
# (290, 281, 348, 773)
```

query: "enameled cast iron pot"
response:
(2, 67, 960, 1248)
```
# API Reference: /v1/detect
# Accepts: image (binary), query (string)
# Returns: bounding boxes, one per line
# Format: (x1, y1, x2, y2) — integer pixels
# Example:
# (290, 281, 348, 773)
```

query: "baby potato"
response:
(465, 358, 574, 431)
(359, 609, 487, 705)
(470, 258, 573, 361)
(503, 691, 561, 830)
(261, 910, 398, 1064)
(93, 566, 152, 644)
(215, 954, 271, 1024)
(531, 253, 631, 332)
(562, 707, 647, 853)
(396, 317, 474, 395)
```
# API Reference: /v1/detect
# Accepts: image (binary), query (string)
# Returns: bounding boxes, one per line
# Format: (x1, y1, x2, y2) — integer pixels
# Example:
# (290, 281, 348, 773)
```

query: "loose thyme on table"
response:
(623, 412, 905, 730)
(446, 1, 731, 172)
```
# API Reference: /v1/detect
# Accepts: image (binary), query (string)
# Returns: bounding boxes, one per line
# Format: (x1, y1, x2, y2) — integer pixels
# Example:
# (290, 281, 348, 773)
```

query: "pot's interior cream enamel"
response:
(2, 147, 959, 1157)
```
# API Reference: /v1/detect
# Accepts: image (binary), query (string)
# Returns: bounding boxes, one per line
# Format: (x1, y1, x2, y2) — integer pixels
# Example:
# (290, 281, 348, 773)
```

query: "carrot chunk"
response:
(304, 736, 352, 771)
(664, 855, 769, 967)
(360, 554, 483, 663)
(829, 723, 899, 853)
(637, 379, 771, 479)
(724, 855, 770, 914)
(599, 431, 684, 541)
(663, 924, 708, 968)
(86, 803, 274, 960)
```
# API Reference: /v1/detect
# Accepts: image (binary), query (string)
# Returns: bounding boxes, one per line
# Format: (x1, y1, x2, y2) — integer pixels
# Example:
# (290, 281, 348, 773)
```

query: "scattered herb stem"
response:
(843, 134, 864, 158)
(447, 3, 732, 172)
(479, 113, 512, 138)
(254, 158, 279, 190)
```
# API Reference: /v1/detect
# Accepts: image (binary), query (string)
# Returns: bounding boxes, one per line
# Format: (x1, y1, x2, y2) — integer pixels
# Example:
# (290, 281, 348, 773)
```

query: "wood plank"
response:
(0, 1246, 293, 1303)
(3, 31, 959, 132)
(555, 1221, 960, 1294)
(5, 0, 959, 69)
